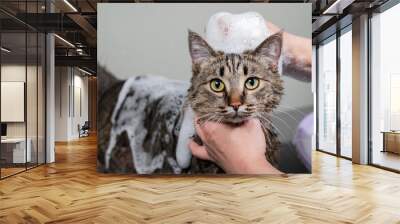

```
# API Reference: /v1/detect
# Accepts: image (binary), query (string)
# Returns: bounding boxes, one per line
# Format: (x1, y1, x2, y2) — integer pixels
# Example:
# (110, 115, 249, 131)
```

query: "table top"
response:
(381, 131, 400, 134)
(1, 138, 27, 143)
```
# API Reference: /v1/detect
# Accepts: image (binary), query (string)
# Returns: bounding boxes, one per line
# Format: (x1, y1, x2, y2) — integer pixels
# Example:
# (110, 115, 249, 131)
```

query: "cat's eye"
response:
(245, 77, 260, 90)
(210, 79, 225, 92)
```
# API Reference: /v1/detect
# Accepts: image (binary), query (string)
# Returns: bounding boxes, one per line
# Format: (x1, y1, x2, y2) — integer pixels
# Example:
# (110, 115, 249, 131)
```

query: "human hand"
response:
(188, 118, 282, 174)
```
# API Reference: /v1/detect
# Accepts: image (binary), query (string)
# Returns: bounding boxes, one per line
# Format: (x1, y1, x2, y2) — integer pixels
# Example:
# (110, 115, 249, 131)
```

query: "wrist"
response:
(235, 156, 281, 175)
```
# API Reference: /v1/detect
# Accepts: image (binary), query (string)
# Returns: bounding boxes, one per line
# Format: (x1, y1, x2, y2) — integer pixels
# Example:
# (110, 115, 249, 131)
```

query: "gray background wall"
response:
(98, 3, 312, 143)
(98, 3, 310, 78)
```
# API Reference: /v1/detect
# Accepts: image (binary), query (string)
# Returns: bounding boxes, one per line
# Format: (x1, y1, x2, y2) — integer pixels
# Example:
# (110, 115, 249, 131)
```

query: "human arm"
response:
(266, 21, 312, 82)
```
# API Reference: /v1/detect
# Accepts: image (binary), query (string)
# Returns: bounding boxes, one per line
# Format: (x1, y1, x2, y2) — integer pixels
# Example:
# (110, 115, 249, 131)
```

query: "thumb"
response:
(188, 139, 212, 161)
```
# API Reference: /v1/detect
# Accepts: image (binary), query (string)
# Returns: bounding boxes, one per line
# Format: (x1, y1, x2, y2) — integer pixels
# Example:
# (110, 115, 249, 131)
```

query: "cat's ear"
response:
(252, 31, 283, 65)
(188, 30, 216, 64)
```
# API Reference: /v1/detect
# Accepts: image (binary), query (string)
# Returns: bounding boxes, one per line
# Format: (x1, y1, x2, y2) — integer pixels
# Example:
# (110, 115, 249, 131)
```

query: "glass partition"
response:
(0, 2, 46, 179)
(1, 31, 28, 177)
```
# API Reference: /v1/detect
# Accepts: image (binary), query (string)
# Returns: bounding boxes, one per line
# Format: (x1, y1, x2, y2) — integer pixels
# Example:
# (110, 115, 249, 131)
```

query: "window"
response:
(339, 27, 352, 158)
(370, 3, 400, 171)
(317, 36, 337, 154)
(317, 25, 353, 159)
(390, 75, 400, 130)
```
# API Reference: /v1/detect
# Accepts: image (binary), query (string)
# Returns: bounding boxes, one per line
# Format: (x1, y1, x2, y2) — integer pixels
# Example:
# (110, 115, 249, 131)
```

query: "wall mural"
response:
(97, 4, 313, 174)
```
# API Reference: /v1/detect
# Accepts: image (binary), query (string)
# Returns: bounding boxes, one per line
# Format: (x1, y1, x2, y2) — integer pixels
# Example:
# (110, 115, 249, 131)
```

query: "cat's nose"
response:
(230, 102, 241, 111)
(229, 90, 242, 111)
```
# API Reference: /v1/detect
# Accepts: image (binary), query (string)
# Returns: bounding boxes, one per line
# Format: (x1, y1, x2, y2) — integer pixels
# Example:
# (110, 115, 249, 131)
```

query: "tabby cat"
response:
(184, 30, 284, 171)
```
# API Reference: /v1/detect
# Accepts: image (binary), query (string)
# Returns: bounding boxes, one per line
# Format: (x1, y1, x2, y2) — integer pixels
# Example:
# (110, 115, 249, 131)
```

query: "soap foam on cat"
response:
(205, 12, 269, 54)
(205, 12, 283, 74)
(105, 75, 189, 174)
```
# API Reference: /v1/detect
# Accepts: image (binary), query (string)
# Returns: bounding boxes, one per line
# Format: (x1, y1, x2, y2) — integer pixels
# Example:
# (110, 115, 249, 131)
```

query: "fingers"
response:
(194, 116, 231, 140)
(188, 139, 212, 161)
(194, 117, 220, 140)
(194, 119, 206, 142)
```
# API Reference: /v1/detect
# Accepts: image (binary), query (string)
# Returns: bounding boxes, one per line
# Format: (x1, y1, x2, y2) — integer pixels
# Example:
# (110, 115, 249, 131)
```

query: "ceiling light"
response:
(322, 0, 355, 15)
(54, 34, 75, 48)
(76, 48, 84, 55)
(63, 0, 78, 12)
(323, 0, 342, 14)
(1, 47, 11, 53)
(78, 67, 92, 76)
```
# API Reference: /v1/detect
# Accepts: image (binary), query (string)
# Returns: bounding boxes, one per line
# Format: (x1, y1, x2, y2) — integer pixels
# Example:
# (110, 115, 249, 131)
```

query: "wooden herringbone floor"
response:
(1, 135, 400, 224)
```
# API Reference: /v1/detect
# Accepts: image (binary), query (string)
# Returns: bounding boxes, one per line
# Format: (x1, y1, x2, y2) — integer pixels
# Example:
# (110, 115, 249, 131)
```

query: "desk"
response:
(1, 138, 31, 163)
(382, 131, 400, 154)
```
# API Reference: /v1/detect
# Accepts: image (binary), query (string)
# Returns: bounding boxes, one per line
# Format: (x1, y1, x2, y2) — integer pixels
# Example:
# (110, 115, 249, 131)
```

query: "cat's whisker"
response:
(196, 113, 213, 119)
(273, 108, 300, 123)
(197, 114, 216, 125)
(259, 111, 292, 130)
(192, 108, 230, 116)
(277, 105, 306, 117)
(253, 105, 275, 112)
(196, 116, 210, 124)
(204, 114, 219, 123)
(256, 117, 272, 147)
(254, 112, 278, 147)
(268, 113, 294, 132)
(260, 112, 296, 138)
(256, 114, 290, 143)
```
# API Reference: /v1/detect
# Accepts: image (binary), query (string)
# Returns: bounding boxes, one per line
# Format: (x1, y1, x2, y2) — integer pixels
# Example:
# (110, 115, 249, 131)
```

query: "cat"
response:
(175, 30, 284, 173)
(102, 30, 284, 174)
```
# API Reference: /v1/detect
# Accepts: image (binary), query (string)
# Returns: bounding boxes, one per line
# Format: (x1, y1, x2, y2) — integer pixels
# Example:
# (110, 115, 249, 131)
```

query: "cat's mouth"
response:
(196, 108, 254, 125)
(223, 112, 251, 124)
